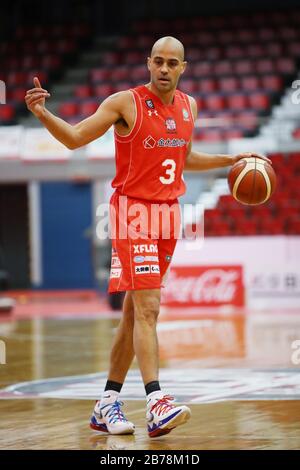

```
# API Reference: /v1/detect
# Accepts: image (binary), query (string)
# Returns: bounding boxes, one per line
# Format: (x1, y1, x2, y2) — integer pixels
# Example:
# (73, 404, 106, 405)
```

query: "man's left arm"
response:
(184, 96, 271, 171)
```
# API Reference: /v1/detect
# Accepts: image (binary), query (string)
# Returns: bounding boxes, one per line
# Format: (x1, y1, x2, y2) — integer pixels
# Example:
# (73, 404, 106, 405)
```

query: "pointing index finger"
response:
(33, 76, 42, 88)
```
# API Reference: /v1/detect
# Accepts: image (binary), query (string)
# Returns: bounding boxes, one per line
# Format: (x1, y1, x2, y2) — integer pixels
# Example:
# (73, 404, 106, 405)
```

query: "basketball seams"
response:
(231, 158, 273, 205)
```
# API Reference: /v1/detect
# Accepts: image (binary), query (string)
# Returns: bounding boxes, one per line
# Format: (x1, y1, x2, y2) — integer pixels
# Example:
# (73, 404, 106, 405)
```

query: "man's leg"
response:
(131, 289, 160, 385)
(89, 291, 135, 435)
(106, 291, 135, 384)
(132, 288, 191, 438)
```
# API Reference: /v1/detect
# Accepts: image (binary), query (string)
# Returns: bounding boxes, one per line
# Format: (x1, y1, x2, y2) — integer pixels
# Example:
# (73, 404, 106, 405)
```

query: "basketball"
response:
(228, 156, 277, 205)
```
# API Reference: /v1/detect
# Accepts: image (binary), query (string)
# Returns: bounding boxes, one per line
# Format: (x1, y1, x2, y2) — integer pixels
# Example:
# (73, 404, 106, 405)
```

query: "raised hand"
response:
(25, 77, 51, 118)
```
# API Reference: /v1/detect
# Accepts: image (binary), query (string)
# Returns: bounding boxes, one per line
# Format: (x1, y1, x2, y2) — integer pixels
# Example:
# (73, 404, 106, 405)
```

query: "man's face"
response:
(147, 48, 186, 92)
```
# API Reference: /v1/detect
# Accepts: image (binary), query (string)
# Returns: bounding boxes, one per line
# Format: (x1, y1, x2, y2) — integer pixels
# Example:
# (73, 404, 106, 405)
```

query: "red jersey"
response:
(111, 85, 194, 201)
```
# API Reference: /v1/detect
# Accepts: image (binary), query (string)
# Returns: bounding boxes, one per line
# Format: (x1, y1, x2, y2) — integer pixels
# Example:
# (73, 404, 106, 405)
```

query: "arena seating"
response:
(0, 24, 90, 124)
(188, 152, 300, 236)
(2, 11, 299, 134)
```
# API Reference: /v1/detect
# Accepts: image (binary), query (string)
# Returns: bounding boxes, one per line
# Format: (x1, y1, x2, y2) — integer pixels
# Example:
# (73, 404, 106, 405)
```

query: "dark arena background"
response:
(0, 0, 300, 454)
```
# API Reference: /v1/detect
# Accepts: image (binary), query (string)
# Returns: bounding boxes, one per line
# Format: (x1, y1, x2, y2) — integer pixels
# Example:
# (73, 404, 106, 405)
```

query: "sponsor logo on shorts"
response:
(145, 256, 159, 262)
(133, 244, 158, 254)
(111, 257, 121, 267)
(110, 268, 121, 278)
(135, 265, 150, 274)
(133, 255, 145, 263)
(151, 265, 160, 274)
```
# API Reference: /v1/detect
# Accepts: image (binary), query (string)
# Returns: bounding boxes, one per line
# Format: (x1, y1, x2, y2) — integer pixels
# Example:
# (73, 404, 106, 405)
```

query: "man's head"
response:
(147, 36, 186, 93)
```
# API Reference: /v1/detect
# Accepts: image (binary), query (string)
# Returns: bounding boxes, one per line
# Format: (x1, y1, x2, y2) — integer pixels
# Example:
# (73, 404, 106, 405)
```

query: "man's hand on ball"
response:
(231, 153, 272, 165)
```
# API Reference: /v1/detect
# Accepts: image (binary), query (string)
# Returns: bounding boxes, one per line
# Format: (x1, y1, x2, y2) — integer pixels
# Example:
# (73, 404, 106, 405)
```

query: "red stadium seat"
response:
(227, 93, 249, 111)
(198, 129, 224, 141)
(198, 78, 218, 93)
(246, 44, 265, 58)
(224, 128, 244, 139)
(234, 60, 254, 75)
(225, 45, 244, 59)
(10, 87, 27, 103)
(261, 75, 283, 92)
(256, 59, 274, 74)
(74, 85, 92, 99)
(192, 62, 214, 77)
(275, 58, 296, 74)
(7, 71, 27, 86)
(265, 42, 283, 57)
(218, 77, 239, 92)
(0, 104, 15, 122)
(90, 68, 111, 82)
(179, 79, 197, 94)
(205, 94, 226, 111)
(58, 102, 79, 118)
(248, 92, 270, 110)
(94, 84, 114, 97)
(234, 219, 258, 235)
(287, 218, 300, 234)
(214, 61, 233, 76)
(260, 218, 286, 235)
(240, 76, 261, 91)
(78, 101, 99, 116)
(114, 66, 130, 82)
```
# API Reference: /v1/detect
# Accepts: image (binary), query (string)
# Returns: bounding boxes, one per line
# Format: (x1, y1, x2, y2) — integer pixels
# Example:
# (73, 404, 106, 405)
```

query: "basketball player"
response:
(25, 36, 270, 438)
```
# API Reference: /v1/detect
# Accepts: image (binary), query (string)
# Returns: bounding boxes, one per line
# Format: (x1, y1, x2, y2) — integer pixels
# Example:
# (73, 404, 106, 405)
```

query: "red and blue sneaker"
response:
(90, 399, 135, 435)
(147, 395, 191, 438)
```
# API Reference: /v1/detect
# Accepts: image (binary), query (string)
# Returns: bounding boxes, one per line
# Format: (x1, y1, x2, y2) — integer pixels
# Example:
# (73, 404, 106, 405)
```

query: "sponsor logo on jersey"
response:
(157, 138, 187, 148)
(110, 268, 121, 278)
(148, 109, 158, 117)
(165, 118, 177, 133)
(145, 99, 155, 109)
(143, 135, 156, 149)
(111, 257, 121, 267)
(134, 255, 145, 263)
(135, 265, 150, 274)
(151, 265, 160, 274)
(133, 244, 158, 254)
(182, 108, 190, 121)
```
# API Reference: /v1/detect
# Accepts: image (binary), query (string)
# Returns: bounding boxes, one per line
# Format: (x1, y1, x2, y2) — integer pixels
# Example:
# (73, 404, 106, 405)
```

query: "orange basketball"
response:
(228, 157, 277, 205)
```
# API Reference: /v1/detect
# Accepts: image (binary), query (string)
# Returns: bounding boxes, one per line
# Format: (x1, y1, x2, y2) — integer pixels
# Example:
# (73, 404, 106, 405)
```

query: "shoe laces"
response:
(101, 400, 127, 424)
(150, 395, 175, 416)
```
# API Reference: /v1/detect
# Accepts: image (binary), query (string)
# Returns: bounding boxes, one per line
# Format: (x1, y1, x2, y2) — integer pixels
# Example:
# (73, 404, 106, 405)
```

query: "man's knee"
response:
(132, 290, 160, 326)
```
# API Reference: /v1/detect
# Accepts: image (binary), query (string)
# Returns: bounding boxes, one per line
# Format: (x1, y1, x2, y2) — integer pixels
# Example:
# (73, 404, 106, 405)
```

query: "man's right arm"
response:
(25, 77, 128, 150)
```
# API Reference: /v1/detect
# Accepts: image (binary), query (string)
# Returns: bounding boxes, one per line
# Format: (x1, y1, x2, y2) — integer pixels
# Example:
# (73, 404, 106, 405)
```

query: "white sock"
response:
(146, 390, 164, 407)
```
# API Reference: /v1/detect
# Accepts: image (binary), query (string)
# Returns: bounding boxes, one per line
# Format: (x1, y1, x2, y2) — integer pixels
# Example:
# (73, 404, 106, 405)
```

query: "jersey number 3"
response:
(159, 159, 176, 185)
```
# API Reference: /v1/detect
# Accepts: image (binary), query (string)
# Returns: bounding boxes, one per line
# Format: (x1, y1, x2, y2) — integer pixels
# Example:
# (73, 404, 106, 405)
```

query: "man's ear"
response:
(147, 57, 151, 71)
(181, 61, 187, 74)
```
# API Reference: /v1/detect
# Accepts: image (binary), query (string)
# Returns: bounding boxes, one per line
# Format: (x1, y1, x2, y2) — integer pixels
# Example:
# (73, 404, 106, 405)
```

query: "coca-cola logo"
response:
(162, 266, 244, 307)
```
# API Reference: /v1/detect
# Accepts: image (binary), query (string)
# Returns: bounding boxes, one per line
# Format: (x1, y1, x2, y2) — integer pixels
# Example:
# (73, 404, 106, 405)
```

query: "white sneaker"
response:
(90, 400, 135, 435)
(147, 395, 191, 438)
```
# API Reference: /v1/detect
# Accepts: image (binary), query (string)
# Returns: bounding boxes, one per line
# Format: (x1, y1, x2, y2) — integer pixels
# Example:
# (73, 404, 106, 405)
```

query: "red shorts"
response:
(108, 191, 181, 292)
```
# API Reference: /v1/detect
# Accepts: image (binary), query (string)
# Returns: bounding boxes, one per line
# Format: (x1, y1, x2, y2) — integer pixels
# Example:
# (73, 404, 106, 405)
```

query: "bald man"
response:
(25, 36, 270, 438)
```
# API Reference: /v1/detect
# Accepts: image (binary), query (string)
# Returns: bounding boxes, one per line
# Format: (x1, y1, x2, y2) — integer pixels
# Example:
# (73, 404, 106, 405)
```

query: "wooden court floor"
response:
(0, 291, 300, 450)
